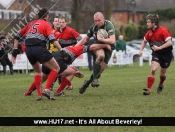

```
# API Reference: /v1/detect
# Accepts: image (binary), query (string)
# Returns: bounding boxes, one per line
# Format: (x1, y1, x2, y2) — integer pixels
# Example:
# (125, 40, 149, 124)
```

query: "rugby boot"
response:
(91, 79, 99, 87)
(66, 86, 73, 90)
(143, 88, 150, 95)
(42, 89, 55, 100)
(54, 92, 66, 97)
(36, 96, 42, 101)
(157, 84, 164, 94)
(79, 80, 89, 94)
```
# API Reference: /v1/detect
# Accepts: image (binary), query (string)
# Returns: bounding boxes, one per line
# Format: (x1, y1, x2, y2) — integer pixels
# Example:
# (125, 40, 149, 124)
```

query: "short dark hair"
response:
(38, 8, 49, 19)
(146, 14, 159, 25)
(58, 16, 67, 22)
(53, 16, 59, 22)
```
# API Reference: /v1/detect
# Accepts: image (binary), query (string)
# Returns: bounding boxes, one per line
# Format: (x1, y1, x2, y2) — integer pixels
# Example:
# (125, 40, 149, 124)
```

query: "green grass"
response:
(1, 62, 175, 132)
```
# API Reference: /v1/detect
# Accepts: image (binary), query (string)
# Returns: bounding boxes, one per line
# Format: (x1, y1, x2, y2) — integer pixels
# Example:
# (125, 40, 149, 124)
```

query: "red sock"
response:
(45, 70, 58, 90)
(34, 75, 42, 96)
(147, 76, 155, 91)
(159, 76, 166, 85)
(25, 81, 36, 94)
(67, 80, 72, 87)
(56, 77, 69, 93)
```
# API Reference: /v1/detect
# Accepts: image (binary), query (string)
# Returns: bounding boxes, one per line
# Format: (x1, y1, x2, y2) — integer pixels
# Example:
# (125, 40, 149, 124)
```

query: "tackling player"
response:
(24, 44, 111, 99)
(11, 8, 62, 100)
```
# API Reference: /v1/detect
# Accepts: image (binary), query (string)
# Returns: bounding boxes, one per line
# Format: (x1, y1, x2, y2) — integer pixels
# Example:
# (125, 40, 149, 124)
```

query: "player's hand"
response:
(97, 33, 103, 42)
(74, 71, 84, 78)
(11, 56, 16, 64)
(138, 51, 142, 57)
(152, 45, 161, 51)
(61, 50, 69, 60)
(106, 44, 111, 51)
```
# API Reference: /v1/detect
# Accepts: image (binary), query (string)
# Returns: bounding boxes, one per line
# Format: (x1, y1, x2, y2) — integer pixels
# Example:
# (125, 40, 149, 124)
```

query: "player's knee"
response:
(96, 55, 104, 63)
(151, 69, 157, 75)
(54, 65, 60, 72)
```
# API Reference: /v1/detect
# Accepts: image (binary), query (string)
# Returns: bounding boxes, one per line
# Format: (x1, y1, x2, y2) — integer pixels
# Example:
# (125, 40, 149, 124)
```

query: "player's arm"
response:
(97, 34, 116, 45)
(97, 23, 116, 45)
(138, 39, 147, 57)
(11, 24, 28, 62)
(89, 44, 111, 51)
(52, 40, 62, 51)
(152, 39, 172, 51)
(76, 25, 93, 46)
(76, 36, 90, 46)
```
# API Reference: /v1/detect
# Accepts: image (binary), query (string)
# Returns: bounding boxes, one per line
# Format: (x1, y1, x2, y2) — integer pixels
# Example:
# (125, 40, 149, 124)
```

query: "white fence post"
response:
(139, 56, 143, 66)
(149, 52, 152, 66)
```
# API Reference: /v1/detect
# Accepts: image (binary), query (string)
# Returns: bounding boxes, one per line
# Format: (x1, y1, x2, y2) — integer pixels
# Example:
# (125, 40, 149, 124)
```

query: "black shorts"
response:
(42, 51, 68, 74)
(152, 52, 172, 68)
(25, 46, 53, 65)
(42, 61, 67, 74)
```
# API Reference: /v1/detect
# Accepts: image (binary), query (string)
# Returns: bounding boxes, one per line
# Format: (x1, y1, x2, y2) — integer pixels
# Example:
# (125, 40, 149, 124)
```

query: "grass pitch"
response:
(0, 62, 175, 132)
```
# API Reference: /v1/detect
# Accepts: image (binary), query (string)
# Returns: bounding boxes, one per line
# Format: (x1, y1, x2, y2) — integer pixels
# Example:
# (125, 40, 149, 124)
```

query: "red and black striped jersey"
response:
(15, 19, 56, 46)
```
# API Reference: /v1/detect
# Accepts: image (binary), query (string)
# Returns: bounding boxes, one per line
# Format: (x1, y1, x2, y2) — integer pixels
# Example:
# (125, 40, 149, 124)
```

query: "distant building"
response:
(112, 0, 175, 25)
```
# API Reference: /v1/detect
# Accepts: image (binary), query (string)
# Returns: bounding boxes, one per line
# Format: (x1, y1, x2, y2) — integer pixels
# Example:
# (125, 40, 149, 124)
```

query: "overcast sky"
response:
(0, 0, 13, 7)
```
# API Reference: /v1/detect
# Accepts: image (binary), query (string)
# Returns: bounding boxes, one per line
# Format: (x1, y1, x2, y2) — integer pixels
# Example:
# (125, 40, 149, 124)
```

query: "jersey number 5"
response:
(28, 23, 40, 34)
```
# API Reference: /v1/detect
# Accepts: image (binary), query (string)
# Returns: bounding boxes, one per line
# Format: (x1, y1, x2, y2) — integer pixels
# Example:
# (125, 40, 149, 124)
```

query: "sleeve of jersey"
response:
(71, 29, 82, 41)
(163, 28, 172, 41)
(106, 23, 115, 36)
(14, 25, 28, 40)
(45, 23, 57, 43)
(144, 32, 149, 42)
(87, 25, 94, 38)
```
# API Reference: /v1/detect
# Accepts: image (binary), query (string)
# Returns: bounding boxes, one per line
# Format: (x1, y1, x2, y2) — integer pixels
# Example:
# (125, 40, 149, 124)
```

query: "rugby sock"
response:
(56, 77, 69, 93)
(50, 78, 57, 89)
(93, 62, 101, 80)
(67, 80, 72, 87)
(147, 76, 155, 91)
(86, 74, 93, 86)
(58, 76, 62, 85)
(159, 76, 166, 85)
(25, 81, 36, 94)
(45, 70, 58, 91)
(34, 75, 42, 96)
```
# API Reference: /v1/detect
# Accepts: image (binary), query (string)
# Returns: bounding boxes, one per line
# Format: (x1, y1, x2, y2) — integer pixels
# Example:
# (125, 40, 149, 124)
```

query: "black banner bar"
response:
(0, 117, 175, 126)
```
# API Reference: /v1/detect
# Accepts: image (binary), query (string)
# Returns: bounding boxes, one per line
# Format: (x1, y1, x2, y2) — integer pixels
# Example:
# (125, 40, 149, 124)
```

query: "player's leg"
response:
(66, 66, 78, 90)
(143, 60, 159, 95)
(43, 58, 60, 91)
(87, 52, 93, 71)
(26, 46, 59, 100)
(157, 68, 167, 94)
(50, 78, 57, 91)
(32, 61, 43, 100)
(54, 66, 76, 96)
(5, 55, 14, 75)
(91, 49, 105, 87)
(157, 53, 172, 94)
(24, 72, 48, 96)
(1, 59, 7, 75)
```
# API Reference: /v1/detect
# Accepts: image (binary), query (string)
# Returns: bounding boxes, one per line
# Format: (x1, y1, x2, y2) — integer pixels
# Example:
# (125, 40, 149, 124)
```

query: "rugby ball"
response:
(97, 29, 108, 39)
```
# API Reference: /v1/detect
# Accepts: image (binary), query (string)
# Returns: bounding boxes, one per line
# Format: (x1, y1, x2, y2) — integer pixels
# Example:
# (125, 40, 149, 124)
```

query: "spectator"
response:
(85, 36, 96, 71)
(0, 32, 13, 75)
(115, 35, 126, 52)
